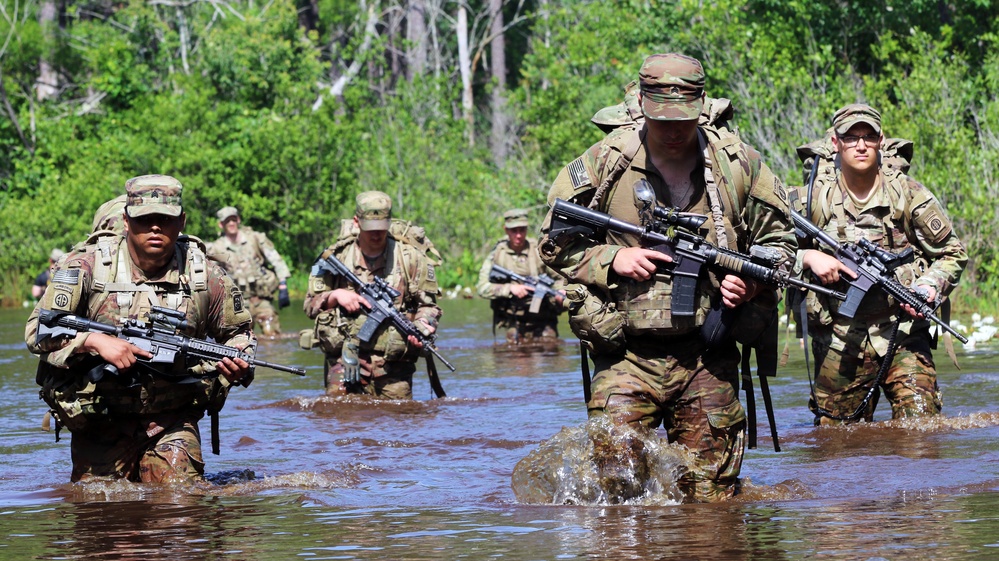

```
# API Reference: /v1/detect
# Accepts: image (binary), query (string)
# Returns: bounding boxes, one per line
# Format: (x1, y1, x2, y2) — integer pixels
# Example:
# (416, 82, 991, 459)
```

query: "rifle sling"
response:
(426, 356, 447, 399)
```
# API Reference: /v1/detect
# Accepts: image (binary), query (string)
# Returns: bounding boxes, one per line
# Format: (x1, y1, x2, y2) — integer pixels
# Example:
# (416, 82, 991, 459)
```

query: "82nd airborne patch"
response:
(231, 286, 244, 313)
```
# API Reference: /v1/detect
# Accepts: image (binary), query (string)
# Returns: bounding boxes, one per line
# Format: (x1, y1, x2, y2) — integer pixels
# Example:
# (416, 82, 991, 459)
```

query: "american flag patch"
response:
(51, 269, 80, 285)
(567, 157, 591, 189)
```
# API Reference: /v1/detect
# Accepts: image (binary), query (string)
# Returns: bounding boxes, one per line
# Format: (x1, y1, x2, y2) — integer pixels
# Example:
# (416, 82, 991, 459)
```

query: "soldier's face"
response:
(221, 216, 240, 235)
(834, 123, 882, 175)
(358, 228, 388, 255)
(506, 226, 528, 250)
(125, 212, 185, 263)
(644, 117, 699, 159)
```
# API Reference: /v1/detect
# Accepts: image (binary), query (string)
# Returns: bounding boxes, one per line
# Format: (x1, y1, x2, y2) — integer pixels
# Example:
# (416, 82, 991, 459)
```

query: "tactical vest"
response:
(587, 125, 754, 335)
(311, 219, 440, 361)
(488, 238, 560, 320)
(795, 132, 932, 322)
(216, 229, 280, 298)
(38, 234, 215, 430)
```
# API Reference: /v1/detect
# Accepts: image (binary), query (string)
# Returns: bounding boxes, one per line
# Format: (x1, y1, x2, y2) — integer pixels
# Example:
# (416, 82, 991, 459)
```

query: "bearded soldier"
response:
(26, 175, 255, 483)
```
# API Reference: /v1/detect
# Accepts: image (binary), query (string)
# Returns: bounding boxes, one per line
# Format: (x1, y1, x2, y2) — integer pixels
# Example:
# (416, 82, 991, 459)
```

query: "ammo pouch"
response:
(565, 284, 626, 356)
(314, 310, 349, 359)
(36, 362, 109, 434)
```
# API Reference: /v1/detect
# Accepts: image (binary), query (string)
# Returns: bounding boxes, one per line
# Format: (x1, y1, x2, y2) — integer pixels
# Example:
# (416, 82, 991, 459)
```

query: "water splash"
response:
(511, 416, 695, 506)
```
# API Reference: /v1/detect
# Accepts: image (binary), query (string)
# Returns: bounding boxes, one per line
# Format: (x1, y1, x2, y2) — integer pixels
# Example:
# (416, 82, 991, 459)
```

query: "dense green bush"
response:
(2, 0, 998, 314)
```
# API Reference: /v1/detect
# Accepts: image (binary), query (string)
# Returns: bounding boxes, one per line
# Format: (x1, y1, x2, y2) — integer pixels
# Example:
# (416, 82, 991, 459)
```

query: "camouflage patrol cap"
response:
(91, 195, 127, 234)
(217, 206, 240, 222)
(503, 209, 530, 229)
(355, 191, 392, 231)
(124, 175, 183, 218)
(832, 103, 882, 135)
(639, 53, 705, 121)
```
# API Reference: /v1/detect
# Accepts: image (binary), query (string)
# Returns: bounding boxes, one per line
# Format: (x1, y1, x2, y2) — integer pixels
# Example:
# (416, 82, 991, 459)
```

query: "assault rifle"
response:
(548, 198, 846, 316)
(314, 254, 454, 396)
(37, 307, 307, 385)
(488, 265, 560, 314)
(791, 210, 968, 344)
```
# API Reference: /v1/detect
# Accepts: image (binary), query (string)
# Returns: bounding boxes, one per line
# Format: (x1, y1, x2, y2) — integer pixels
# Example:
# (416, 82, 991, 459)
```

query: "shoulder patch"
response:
(427, 263, 436, 282)
(231, 286, 244, 313)
(51, 269, 80, 285)
(567, 157, 591, 189)
(774, 176, 789, 206)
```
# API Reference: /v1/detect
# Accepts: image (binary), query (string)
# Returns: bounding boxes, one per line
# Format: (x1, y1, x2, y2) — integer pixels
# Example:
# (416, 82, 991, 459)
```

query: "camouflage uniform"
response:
(793, 104, 967, 424)
(210, 206, 291, 335)
(304, 191, 442, 399)
(26, 175, 255, 483)
(476, 209, 564, 344)
(540, 54, 796, 502)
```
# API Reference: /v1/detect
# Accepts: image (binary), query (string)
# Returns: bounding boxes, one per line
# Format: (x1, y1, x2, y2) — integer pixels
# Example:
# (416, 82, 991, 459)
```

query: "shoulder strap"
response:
(589, 127, 642, 210)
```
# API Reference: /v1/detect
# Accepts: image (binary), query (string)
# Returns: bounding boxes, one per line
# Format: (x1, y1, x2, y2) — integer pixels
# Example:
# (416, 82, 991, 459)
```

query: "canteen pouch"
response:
(565, 283, 626, 356)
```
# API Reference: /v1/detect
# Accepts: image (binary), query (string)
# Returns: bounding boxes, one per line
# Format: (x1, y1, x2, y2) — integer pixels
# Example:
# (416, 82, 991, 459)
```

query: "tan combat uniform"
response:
(476, 237, 564, 343)
(794, 168, 967, 423)
(304, 230, 442, 400)
(210, 227, 290, 334)
(540, 121, 796, 502)
(26, 234, 254, 483)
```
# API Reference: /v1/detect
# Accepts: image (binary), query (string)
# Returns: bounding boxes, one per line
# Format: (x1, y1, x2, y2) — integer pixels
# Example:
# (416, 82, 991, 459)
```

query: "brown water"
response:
(3, 300, 999, 560)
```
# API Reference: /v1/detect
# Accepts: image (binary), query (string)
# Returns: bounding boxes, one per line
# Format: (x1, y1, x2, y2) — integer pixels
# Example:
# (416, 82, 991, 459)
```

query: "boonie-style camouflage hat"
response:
(504, 209, 530, 229)
(217, 206, 240, 222)
(355, 191, 392, 231)
(639, 53, 705, 121)
(124, 175, 183, 218)
(832, 103, 882, 135)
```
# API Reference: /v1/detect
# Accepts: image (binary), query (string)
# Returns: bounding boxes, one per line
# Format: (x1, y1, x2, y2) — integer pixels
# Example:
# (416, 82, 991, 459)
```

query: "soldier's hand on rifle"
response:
(720, 275, 761, 308)
(901, 285, 937, 319)
(802, 250, 857, 284)
(407, 318, 436, 349)
(324, 288, 371, 314)
(217, 356, 253, 387)
(612, 247, 673, 281)
(509, 283, 534, 298)
(277, 283, 291, 308)
(81, 332, 152, 370)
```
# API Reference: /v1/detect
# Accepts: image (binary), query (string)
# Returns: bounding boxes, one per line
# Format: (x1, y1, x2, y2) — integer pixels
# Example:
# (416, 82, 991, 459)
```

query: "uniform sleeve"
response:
(906, 181, 967, 297)
(205, 262, 255, 353)
(25, 253, 94, 368)
(742, 153, 798, 269)
(410, 250, 442, 329)
(258, 232, 291, 281)
(475, 244, 512, 299)
(538, 147, 626, 292)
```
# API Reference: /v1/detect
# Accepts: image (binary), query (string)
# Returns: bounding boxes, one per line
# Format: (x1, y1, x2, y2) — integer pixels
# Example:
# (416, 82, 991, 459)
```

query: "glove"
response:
(278, 285, 291, 309)
(341, 341, 361, 386)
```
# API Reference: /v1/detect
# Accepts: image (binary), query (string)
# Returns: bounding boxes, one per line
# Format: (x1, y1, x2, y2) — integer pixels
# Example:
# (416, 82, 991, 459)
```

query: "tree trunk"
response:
(35, 0, 59, 100)
(405, 0, 427, 80)
(489, 0, 507, 167)
(456, 5, 474, 147)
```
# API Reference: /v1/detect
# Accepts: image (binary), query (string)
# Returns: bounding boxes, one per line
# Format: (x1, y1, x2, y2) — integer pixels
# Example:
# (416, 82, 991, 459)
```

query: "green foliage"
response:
(3, 0, 999, 307)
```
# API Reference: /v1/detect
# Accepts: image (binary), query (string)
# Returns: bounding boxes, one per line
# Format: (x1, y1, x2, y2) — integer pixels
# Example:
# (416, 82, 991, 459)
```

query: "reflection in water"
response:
(511, 416, 694, 505)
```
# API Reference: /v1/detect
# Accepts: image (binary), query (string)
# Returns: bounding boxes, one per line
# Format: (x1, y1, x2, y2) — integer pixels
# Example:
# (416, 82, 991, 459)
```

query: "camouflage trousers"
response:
(809, 327, 941, 425)
(325, 357, 415, 400)
(69, 412, 205, 483)
(248, 296, 281, 335)
(587, 333, 746, 502)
